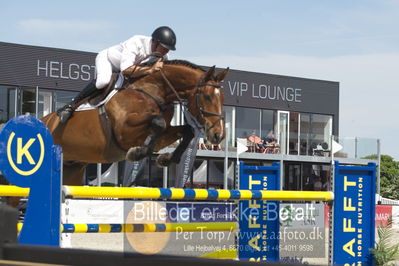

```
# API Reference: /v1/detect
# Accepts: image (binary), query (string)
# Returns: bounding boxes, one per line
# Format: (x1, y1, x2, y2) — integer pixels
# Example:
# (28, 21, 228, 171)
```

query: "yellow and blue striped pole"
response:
(0, 185, 334, 201)
(17, 222, 237, 233)
(64, 186, 334, 201)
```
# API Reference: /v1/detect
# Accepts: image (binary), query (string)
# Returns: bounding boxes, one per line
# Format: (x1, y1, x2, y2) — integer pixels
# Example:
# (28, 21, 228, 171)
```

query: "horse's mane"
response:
(140, 59, 205, 72)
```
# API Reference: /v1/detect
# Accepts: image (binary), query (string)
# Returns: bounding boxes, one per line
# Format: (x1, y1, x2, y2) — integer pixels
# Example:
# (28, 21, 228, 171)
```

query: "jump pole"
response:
(0, 185, 334, 201)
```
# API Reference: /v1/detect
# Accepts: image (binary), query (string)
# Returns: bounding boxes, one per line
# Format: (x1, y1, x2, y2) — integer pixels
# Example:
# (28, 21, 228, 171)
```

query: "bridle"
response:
(129, 52, 224, 131)
(194, 82, 224, 131)
(159, 69, 224, 131)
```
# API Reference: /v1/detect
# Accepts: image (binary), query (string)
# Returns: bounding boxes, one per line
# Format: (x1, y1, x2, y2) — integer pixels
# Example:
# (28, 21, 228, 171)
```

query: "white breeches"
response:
(95, 50, 118, 89)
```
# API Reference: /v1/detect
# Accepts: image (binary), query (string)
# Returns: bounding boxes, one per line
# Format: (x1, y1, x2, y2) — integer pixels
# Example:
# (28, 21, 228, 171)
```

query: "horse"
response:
(41, 60, 229, 186)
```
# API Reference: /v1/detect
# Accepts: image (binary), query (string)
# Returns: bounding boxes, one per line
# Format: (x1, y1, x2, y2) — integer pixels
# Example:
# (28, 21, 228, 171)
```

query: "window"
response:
(20, 87, 36, 117)
(235, 107, 260, 140)
(299, 113, 332, 156)
(0, 85, 17, 123)
(208, 160, 225, 189)
(260, 109, 275, 140)
(53, 90, 76, 111)
(37, 89, 53, 118)
(149, 157, 164, 187)
(300, 114, 311, 155)
(192, 159, 207, 188)
(190, 159, 235, 189)
(310, 114, 332, 149)
(223, 106, 234, 148)
(284, 162, 331, 191)
(289, 112, 299, 155)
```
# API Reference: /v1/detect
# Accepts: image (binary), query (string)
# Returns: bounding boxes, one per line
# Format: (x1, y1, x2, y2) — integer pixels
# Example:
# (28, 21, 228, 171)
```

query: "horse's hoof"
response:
(126, 147, 147, 162)
(156, 153, 173, 167)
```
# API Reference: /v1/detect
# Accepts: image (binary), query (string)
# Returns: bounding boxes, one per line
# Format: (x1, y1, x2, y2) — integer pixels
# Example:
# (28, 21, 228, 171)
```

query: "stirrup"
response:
(57, 105, 74, 124)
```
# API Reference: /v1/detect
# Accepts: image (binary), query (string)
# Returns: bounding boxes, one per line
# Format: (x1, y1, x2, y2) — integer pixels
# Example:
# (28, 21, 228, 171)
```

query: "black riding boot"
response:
(57, 80, 98, 123)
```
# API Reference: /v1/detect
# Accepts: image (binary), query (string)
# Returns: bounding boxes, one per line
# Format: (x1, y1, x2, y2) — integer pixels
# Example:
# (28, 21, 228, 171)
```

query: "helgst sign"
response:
(37, 60, 95, 81)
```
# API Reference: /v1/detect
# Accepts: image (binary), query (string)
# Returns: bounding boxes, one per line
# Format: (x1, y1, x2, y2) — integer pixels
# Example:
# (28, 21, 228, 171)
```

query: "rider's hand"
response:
(150, 61, 163, 73)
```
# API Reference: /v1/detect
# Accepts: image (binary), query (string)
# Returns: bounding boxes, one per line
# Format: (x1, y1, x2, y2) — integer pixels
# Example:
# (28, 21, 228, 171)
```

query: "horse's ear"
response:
(203, 65, 216, 82)
(215, 67, 229, 82)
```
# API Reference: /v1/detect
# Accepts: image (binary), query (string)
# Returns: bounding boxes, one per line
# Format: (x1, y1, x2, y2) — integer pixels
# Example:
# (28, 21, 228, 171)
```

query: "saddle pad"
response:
(76, 73, 124, 112)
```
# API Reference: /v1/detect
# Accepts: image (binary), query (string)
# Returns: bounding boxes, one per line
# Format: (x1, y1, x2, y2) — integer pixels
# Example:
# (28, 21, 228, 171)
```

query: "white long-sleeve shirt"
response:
(106, 35, 168, 71)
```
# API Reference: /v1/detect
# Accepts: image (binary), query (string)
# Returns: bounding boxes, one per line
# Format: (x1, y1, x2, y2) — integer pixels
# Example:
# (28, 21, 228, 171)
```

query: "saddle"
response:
(88, 72, 122, 106)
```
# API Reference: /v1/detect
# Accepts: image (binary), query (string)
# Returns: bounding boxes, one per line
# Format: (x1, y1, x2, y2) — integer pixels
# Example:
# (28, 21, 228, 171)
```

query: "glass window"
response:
(208, 160, 224, 189)
(299, 113, 332, 156)
(300, 113, 311, 155)
(284, 163, 331, 191)
(192, 159, 207, 188)
(309, 114, 332, 154)
(235, 107, 260, 141)
(20, 87, 36, 117)
(0, 85, 17, 123)
(223, 106, 234, 148)
(190, 159, 235, 189)
(278, 111, 289, 154)
(168, 163, 177, 188)
(38, 89, 53, 118)
(260, 110, 275, 141)
(289, 112, 299, 155)
(149, 157, 164, 187)
(284, 163, 302, 190)
(53, 90, 76, 111)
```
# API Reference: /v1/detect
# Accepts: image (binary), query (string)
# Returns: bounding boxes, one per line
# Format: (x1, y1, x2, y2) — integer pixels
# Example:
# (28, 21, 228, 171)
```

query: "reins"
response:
(126, 54, 224, 129)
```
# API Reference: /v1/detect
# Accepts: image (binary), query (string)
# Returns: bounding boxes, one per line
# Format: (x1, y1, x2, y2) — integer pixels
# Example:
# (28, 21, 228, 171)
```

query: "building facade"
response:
(1, 41, 373, 191)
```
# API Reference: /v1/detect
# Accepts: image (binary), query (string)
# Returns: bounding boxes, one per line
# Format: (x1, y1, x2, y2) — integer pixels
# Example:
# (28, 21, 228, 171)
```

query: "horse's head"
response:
(189, 66, 229, 145)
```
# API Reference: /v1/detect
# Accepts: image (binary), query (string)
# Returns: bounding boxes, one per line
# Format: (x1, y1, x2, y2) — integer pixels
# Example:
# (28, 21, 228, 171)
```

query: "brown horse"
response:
(41, 60, 229, 186)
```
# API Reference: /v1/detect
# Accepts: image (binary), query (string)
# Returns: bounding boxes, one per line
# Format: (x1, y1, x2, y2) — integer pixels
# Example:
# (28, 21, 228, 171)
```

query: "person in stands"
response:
(261, 134, 280, 153)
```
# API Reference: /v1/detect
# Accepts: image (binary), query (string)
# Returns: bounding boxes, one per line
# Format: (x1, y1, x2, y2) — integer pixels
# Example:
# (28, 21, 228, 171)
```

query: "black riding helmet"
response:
(151, 26, 176, 51)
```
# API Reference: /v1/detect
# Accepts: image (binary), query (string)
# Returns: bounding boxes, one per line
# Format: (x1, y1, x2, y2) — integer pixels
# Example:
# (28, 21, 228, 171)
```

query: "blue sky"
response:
(2, 1, 399, 159)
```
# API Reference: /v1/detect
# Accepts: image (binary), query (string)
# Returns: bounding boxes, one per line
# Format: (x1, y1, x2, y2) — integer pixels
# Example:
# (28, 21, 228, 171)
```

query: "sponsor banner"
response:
(324, 204, 330, 229)
(62, 199, 237, 256)
(238, 162, 280, 262)
(121, 158, 148, 187)
(122, 201, 236, 257)
(393, 206, 399, 229)
(333, 162, 376, 266)
(326, 204, 397, 228)
(62, 200, 236, 224)
(62, 199, 125, 223)
(279, 203, 326, 259)
(175, 109, 201, 188)
(375, 205, 392, 227)
(280, 203, 324, 228)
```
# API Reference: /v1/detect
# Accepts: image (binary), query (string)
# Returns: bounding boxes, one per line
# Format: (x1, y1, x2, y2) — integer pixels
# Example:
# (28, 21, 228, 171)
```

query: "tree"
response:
(370, 218, 399, 266)
(364, 155, 399, 200)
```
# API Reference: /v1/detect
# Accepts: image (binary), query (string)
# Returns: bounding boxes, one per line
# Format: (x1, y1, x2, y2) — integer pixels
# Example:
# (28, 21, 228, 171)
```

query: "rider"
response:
(57, 26, 177, 123)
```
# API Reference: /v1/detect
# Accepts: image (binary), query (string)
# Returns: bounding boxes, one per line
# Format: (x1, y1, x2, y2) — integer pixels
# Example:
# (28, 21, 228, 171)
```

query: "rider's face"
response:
(151, 40, 169, 56)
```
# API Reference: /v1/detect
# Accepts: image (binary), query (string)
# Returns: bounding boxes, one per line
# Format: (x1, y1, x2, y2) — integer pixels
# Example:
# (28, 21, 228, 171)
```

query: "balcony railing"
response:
(333, 136, 379, 159)
(197, 134, 380, 161)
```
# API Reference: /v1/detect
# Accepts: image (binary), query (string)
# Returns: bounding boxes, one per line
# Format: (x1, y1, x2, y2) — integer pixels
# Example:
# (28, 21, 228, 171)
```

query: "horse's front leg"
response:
(156, 124, 195, 167)
(126, 115, 166, 162)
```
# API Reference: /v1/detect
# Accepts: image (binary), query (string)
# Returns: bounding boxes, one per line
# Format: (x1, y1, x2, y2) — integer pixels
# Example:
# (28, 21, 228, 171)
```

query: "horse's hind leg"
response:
(126, 115, 166, 162)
